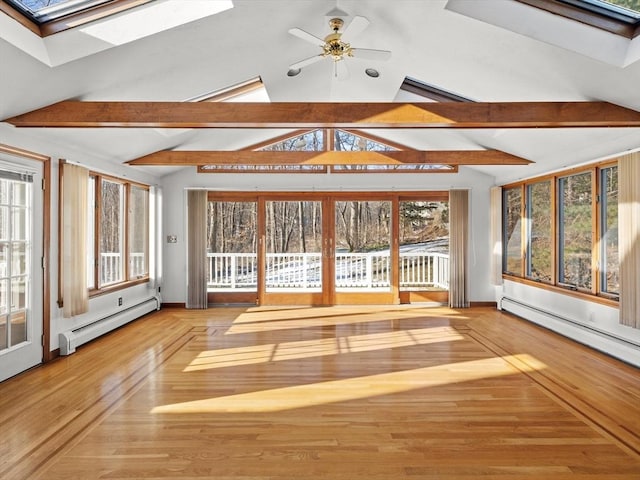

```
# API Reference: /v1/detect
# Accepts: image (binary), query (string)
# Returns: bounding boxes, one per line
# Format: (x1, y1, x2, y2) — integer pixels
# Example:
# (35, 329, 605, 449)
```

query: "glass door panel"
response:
(0, 162, 43, 382)
(265, 201, 323, 294)
(399, 200, 449, 291)
(206, 200, 257, 304)
(334, 200, 392, 295)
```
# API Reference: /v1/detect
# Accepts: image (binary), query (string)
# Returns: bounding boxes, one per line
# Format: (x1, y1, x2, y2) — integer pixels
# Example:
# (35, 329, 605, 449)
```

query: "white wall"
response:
(160, 166, 496, 304)
(0, 124, 161, 352)
(500, 280, 640, 367)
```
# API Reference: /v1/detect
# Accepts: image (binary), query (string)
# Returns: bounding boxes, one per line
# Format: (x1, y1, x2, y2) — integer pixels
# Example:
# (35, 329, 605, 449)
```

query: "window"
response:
(6, 0, 111, 23)
(502, 161, 618, 301)
(100, 178, 124, 286)
(128, 185, 149, 280)
(60, 170, 149, 298)
(517, 0, 640, 38)
(527, 180, 553, 282)
(600, 165, 619, 295)
(558, 171, 593, 290)
(503, 187, 523, 275)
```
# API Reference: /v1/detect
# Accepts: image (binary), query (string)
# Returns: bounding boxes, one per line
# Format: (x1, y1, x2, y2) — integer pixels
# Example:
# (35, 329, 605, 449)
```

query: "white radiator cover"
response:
(500, 296, 640, 368)
(59, 296, 160, 355)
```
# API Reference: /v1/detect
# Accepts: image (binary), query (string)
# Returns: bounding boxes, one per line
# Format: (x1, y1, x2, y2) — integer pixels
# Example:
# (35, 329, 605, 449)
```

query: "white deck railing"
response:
(100, 252, 145, 286)
(399, 252, 449, 290)
(207, 251, 449, 291)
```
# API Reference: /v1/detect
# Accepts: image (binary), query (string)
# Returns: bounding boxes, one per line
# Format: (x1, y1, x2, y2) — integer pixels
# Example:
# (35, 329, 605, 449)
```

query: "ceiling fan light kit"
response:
(288, 15, 391, 80)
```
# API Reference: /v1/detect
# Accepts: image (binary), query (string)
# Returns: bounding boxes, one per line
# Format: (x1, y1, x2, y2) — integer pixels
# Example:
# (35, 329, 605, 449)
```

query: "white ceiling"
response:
(1, 0, 639, 184)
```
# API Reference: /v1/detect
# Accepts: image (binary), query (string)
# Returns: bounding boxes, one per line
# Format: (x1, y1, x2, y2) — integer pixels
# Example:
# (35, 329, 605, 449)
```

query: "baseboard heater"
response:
(59, 296, 160, 355)
(500, 296, 640, 367)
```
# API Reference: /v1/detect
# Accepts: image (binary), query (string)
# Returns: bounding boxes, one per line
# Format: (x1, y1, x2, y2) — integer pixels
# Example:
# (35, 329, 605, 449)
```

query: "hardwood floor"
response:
(1, 306, 640, 479)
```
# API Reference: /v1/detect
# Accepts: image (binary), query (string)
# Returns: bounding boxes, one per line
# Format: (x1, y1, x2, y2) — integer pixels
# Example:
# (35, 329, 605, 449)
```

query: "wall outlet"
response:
(118, 297, 123, 306)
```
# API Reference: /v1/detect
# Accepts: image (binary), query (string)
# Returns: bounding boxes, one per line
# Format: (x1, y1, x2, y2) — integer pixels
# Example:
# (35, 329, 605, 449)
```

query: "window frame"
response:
(1, 0, 154, 37)
(57, 168, 150, 307)
(598, 164, 620, 298)
(502, 160, 618, 305)
(525, 178, 555, 283)
(516, 0, 640, 38)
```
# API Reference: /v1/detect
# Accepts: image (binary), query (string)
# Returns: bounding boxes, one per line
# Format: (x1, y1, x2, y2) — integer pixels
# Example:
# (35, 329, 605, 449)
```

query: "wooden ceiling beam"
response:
(126, 150, 533, 166)
(6, 101, 640, 129)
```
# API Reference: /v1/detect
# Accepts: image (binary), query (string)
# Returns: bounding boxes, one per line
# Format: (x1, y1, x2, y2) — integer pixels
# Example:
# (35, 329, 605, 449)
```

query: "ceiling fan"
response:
(288, 15, 391, 80)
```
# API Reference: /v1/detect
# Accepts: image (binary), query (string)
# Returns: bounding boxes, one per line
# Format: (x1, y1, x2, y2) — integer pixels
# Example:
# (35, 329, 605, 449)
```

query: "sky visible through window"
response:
(13, 0, 78, 13)
(8, 0, 111, 20)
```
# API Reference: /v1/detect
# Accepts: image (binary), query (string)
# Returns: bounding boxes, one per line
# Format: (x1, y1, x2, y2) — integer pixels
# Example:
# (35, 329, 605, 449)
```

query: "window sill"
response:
(502, 274, 619, 308)
(89, 277, 150, 298)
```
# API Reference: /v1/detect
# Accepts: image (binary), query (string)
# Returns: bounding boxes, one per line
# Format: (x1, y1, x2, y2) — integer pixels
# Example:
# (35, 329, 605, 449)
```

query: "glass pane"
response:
(129, 186, 149, 280)
(601, 166, 619, 294)
(335, 200, 391, 291)
(0, 314, 7, 350)
(87, 177, 95, 289)
(11, 207, 28, 241)
(100, 179, 124, 286)
(8, 0, 111, 21)
(0, 279, 7, 315)
(600, 0, 640, 16)
(527, 181, 553, 282)
(0, 244, 8, 279)
(334, 130, 395, 151)
(0, 179, 8, 204)
(503, 187, 522, 274)
(265, 201, 322, 292)
(12, 182, 27, 206)
(11, 242, 27, 276)
(261, 130, 324, 151)
(559, 172, 593, 289)
(9, 311, 27, 346)
(207, 201, 258, 291)
(11, 277, 27, 311)
(0, 206, 9, 242)
(399, 200, 449, 291)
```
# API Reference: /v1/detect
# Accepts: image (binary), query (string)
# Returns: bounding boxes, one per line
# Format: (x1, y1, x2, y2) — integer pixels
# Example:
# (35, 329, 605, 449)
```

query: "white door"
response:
(0, 158, 43, 382)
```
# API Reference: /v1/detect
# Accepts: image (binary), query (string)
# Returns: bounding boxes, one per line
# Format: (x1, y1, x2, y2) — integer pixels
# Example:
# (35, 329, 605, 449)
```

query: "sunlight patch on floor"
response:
(155, 354, 546, 414)
(227, 306, 469, 334)
(183, 326, 465, 372)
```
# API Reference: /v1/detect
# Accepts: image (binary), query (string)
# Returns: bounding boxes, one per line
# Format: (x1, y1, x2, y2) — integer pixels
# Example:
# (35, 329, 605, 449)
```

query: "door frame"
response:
(207, 190, 448, 306)
(0, 144, 51, 380)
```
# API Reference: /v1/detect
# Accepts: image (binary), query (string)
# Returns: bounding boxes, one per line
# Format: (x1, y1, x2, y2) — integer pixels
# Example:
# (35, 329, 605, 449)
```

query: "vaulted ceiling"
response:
(1, 0, 639, 184)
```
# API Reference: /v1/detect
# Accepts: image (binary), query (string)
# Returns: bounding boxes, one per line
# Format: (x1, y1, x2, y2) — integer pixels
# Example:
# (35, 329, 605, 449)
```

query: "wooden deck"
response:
(1, 305, 640, 479)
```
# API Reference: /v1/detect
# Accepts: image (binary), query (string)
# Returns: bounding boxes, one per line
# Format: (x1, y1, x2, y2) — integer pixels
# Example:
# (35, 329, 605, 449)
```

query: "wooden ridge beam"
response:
(127, 150, 533, 166)
(6, 101, 640, 129)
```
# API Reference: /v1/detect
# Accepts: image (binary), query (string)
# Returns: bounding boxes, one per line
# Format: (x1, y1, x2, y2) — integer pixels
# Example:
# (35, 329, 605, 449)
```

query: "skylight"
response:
(515, 0, 640, 38)
(576, 0, 640, 19)
(6, 0, 112, 23)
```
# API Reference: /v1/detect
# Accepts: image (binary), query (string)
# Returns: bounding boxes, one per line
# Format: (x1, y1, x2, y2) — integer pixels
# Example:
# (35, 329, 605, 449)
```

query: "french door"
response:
(206, 192, 448, 306)
(0, 159, 43, 382)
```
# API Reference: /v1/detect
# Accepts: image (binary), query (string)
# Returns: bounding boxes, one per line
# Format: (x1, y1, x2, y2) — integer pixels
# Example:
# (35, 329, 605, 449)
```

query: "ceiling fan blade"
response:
(350, 48, 392, 61)
(335, 60, 349, 81)
(290, 54, 326, 70)
(341, 15, 370, 43)
(288, 27, 325, 46)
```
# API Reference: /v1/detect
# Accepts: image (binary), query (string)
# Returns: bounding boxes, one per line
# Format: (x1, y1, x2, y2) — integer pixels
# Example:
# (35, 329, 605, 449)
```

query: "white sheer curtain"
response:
(449, 189, 469, 308)
(619, 153, 640, 329)
(490, 186, 503, 286)
(186, 190, 208, 309)
(62, 163, 89, 317)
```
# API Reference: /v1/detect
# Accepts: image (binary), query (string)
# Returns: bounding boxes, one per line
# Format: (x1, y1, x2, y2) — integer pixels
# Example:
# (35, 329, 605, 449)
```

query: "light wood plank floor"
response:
(2, 306, 640, 479)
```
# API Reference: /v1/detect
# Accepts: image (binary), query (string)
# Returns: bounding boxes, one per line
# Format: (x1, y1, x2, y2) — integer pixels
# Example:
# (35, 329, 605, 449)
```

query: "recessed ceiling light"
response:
(365, 68, 380, 78)
(287, 68, 301, 77)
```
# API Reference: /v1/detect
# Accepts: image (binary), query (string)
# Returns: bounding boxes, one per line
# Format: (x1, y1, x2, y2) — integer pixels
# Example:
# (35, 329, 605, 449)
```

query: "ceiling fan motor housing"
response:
(324, 18, 351, 60)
